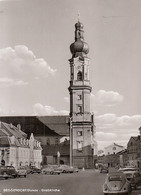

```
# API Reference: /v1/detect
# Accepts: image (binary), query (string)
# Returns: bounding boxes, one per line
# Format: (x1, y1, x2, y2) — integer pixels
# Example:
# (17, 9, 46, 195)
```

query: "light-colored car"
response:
(60, 165, 74, 173)
(118, 167, 139, 173)
(42, 165, 62, 175)
(124, 171, 141, 190)
(16, 166, 27, 177)
(103, 172, 131, 195)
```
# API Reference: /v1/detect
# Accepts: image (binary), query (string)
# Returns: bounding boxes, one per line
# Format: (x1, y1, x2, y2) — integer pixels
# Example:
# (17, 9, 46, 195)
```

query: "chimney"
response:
(17, 124, 21, 131)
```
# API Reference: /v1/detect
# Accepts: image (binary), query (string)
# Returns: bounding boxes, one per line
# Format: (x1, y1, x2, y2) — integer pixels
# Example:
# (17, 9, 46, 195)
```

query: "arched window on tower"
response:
(77, 71, 82, 81)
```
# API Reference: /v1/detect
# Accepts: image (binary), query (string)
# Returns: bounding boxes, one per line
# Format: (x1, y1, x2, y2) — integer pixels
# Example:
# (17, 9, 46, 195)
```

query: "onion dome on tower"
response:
(70, 21, 89, 58)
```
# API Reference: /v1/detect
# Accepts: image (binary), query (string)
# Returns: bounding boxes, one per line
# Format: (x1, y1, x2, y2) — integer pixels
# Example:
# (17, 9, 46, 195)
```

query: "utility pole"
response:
(69, 117, 73, 166)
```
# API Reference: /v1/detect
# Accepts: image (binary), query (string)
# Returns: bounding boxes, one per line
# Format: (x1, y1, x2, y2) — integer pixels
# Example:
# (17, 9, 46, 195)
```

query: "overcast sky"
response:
(0, 0, 141, 150)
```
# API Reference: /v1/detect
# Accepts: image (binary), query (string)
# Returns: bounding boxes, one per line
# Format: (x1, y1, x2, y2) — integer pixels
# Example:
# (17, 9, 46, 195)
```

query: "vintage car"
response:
(103, 172, 131, 195)
(100, 166, 108, 173)
(41, 165, 62, 175)
(0, 166, 9, 179)
(124, 171, 141, 190)
(16, 166, 27, 177)
(118, 166, 139, 173)
(60, 165, 74, 173)
(0, 166, 18, 179)
(29, 166, 41, 174)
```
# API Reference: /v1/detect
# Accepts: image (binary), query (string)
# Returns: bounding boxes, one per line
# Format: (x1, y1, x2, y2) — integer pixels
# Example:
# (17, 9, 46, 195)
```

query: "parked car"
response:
(100, 166, 108, 173)
(103, 172, 131, 195)
(124, 171, 141, 190)
(0, 166, 10, 179)
(73, 166, 79, 173)
(118, 166, 139, 173)
(60, 165, 74, 173)
(42, 165, 62, 175)
(29, 166, 41, 174)
(6, 166, 18, 178)
(0, 166, 18, 179)
(16, 166, 27, 177)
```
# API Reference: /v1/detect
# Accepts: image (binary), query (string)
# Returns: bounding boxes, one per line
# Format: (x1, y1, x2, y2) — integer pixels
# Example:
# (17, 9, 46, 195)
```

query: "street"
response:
(0, 170, 141, 195)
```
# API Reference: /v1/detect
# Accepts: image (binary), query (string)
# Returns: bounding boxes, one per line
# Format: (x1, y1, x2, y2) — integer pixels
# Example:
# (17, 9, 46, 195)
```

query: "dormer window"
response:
(77, 71, 82, 80)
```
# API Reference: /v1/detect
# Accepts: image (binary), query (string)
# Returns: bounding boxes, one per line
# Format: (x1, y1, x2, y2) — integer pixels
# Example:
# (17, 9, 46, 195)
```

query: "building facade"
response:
(0, 121, 42, 168)
(68, 20, 95, 168)
(127, 136, 140, 167)
(104, 143, 125, 155)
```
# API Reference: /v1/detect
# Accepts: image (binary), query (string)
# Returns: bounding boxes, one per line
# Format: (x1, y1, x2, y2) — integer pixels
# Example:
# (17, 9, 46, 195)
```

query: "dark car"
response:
(30, 166, 41, 174)
(0, 166, 9, 179)
(100, 166, 108, 173)
(6, 166, 18, 178)
(124, 171, 141, 190)
(0, 166, 18, 179)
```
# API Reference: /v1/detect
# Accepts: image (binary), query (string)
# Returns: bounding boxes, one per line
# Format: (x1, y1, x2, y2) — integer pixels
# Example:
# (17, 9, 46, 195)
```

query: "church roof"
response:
(42, 144, 69, 156)
(0, 116, 69, 137)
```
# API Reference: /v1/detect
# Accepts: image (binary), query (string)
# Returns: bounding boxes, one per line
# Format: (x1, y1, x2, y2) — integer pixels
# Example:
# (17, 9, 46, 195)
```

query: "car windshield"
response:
(109, 175, 123, 181)
(17, 167, 25, 170)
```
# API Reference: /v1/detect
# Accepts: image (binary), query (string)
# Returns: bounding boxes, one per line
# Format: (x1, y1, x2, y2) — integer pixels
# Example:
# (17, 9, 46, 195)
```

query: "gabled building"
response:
(0, 116, 70, 165)
(104, 143, 125, 155)
(0, 121, 42, 168)
(127, 136, 140, 167)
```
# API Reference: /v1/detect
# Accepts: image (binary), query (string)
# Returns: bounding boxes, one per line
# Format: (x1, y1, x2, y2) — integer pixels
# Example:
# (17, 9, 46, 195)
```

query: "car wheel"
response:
(24, 175, 26, 178)
(5, 177, 8, 180)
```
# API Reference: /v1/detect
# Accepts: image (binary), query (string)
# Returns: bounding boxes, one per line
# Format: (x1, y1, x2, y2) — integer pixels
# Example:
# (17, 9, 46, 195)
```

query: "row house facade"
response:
(0, 121, 42, 168)
(127, 135, 141, 168)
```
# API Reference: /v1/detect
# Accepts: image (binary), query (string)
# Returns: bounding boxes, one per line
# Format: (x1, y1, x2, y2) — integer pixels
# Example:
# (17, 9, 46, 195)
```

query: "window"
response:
(78, 94, 82, 100)
(77, 141, 83, 151)
(77, 71, 82, 80)
(78, 105, 82, 113)
(77, 131, 82, 136)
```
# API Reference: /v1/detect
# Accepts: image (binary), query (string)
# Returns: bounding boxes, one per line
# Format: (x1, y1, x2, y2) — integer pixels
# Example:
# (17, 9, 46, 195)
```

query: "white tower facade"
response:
(68, 21, 94, 168)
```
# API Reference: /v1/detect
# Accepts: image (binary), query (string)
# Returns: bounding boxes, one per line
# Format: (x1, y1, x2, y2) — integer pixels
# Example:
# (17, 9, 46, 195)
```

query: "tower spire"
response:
(77, 10, 80, 22)
(70, 19, 89, 58)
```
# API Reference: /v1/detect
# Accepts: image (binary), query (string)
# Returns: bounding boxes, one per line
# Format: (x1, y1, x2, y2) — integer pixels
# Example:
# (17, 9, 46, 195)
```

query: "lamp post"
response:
(57, 151, 60, 166)
(69, 117, 73, 166)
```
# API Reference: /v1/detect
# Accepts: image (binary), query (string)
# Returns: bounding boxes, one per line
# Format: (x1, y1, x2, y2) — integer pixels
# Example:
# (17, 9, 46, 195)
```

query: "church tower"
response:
(68, 20, 94, 168)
